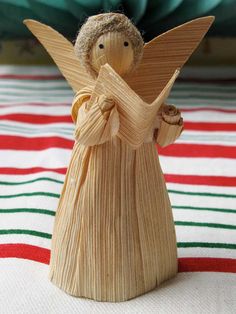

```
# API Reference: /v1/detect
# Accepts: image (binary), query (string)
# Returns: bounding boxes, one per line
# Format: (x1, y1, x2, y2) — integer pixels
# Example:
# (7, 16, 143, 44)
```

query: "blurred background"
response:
(0, 0, 236, 65)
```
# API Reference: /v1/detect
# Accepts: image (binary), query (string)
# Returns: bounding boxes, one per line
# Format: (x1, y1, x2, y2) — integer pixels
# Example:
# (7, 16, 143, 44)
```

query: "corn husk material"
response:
(49, 85, 183, 302)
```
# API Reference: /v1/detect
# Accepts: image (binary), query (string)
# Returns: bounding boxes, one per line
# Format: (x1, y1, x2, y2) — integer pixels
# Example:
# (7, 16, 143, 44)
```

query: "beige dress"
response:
(49, 88, 183, 302)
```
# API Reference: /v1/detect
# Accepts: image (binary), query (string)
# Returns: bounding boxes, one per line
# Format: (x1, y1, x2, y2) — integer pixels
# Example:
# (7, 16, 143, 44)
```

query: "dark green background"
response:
(0, 0, 236, 40)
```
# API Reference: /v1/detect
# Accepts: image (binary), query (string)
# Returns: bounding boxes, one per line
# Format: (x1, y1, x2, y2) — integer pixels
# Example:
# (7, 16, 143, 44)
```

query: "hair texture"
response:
(74, 13, 144, 78)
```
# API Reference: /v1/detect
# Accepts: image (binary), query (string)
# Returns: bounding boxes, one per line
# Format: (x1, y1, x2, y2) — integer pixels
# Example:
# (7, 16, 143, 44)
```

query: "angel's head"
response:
(74, 13, 144, 78)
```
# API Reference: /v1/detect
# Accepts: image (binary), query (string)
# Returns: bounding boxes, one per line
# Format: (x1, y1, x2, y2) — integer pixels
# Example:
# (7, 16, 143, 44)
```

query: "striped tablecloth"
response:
(0, 65, 235, 313)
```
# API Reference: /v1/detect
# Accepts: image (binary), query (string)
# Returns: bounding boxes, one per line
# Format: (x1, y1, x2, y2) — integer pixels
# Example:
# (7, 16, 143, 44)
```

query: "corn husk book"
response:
(24, 13, 214, 302)
(91, 64, 179, 148)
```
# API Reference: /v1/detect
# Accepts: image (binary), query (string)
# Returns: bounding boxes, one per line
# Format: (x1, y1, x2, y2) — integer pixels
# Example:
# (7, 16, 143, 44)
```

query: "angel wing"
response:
(125, 16, 215, 103)
(24, 16, 214, 102)
(23, 19, 94, 93)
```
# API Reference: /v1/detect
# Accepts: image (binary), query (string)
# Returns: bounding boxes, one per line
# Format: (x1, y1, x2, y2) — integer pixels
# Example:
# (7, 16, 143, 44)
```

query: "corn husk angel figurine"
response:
(24, 13, 214, 302)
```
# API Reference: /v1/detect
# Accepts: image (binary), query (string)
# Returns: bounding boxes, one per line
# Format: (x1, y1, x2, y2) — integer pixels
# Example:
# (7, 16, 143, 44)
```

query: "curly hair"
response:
(74, 13, 144, 78)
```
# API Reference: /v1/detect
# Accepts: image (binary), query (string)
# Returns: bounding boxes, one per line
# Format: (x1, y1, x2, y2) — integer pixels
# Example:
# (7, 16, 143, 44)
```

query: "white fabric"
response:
(0, 65, 236, 312)
(0, 259, 235, 314)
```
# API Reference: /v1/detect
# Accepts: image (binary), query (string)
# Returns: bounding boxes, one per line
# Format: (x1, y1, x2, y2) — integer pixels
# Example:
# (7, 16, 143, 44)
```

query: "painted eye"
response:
(99, 44, 104, 49)
(124, 41, 129, 47)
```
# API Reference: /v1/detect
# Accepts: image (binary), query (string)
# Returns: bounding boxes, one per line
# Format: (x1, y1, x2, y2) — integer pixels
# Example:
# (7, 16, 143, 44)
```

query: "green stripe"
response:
(0, 206, 234, 217)
(0, 192, 60, 199)
(173, 205, 236, 214)
(168, 189, 236, 198)
(0, 189, 234, 199)
(0, 125, 72, 135)
(175, 221, 236, 230)
(0, 177, 64, 186)
(0, 229, 234, 249)
(0, 229, 51, 239)
(0, 208, 55, 216)
(0, 206, 234, 219)
(0, 206, 234, 218)
(177, 242, 236, 249)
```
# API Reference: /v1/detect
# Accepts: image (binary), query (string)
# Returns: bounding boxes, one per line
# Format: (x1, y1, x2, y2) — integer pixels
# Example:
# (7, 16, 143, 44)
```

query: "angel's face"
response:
(90, 32, 134, 77)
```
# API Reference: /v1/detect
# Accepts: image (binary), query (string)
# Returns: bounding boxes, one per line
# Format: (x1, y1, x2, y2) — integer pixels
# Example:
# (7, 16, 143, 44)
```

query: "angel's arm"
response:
(73, 94, 119, 147)
(154, 104, 183, 147)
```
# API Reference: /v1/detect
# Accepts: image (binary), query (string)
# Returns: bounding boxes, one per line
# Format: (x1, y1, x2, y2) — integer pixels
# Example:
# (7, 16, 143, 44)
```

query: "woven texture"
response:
(0, 65, 235, 311)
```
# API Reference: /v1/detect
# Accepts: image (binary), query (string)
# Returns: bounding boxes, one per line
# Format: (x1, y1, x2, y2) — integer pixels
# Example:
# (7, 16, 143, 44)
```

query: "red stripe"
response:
(184, 121, 236, 131)
(0, 244, 50, 264)
(0, 167, 66, 174)
(0, 113, 72, 124)
(0, 244, 235, 273)
(158, 143, 236, 158)
(164, 174, 236, 186)
(0, 135, 73, 150)
(1, 113, 236, 132)
(178, 257, 236, 273)
(0, 74, 63, 80)
(1, 135, 236, 159)
(181, 107, 236, 113)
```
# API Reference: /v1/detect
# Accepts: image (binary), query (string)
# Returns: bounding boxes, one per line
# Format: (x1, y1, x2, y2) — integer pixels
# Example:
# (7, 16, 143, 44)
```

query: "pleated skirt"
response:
(49, 137, 177, 301)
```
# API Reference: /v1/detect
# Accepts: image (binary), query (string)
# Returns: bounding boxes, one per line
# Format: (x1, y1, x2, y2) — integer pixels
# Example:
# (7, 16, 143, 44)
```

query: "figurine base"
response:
(49, 266, 178, 302)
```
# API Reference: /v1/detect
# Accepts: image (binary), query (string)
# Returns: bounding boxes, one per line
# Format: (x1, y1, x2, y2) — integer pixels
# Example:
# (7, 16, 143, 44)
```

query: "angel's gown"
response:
(49, 88, 183, 302)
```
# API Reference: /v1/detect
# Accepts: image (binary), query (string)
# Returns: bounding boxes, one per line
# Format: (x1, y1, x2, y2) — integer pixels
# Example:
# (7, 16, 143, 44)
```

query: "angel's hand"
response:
(154, 103, 183, 147)
(161, 104, 182, 125)
(98, 95, 116, 113)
